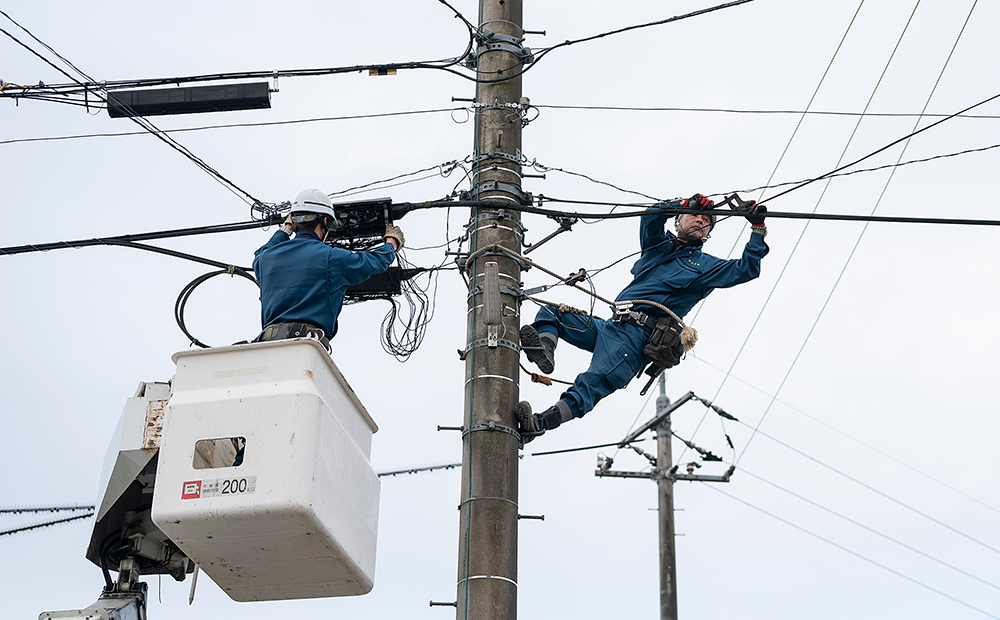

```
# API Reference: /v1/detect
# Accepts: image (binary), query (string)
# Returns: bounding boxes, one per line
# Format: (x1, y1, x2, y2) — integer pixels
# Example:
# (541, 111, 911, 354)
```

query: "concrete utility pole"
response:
(455, 1, 526, 619)
(597, 377, 736, 620)
(655, 377, 678, 620)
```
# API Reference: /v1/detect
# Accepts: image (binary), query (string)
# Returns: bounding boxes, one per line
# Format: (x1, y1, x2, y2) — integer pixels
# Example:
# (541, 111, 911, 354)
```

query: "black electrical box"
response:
(107, 82, 271, 118)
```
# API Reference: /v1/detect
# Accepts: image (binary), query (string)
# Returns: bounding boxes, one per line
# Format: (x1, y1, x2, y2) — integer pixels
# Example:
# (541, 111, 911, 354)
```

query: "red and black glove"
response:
(682, 193, 714, 209)
(745, 202, 767, 226)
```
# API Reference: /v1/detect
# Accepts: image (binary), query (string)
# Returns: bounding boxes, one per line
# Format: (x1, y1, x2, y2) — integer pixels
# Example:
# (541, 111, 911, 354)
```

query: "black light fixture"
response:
(107, 82, 271, 118)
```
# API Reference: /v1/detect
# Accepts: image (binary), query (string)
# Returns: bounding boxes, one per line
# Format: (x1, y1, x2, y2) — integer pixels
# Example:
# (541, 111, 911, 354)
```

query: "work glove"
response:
(745, 202, 767, 226)
(281, 213, 294, 235)
(681, 193, 714, 209)
(384, 224, 405, 250)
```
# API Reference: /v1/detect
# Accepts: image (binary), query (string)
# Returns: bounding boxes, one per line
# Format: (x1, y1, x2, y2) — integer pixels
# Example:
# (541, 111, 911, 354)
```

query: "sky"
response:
(2, 0, 999, 618)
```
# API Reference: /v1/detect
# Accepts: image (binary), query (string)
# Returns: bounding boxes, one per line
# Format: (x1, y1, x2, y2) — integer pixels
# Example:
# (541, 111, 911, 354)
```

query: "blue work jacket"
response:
(252, 229, 396, 338)
(615, 205, 768, 319)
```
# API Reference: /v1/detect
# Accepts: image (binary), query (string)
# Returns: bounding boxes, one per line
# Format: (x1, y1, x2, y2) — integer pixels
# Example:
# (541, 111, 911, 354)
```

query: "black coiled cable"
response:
(174, 267, 257, 348)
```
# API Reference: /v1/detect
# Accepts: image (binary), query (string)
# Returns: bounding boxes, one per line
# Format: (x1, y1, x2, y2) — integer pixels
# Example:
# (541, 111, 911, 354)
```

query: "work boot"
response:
(515, 401, 566, 446)
(520, 325, 556, 374)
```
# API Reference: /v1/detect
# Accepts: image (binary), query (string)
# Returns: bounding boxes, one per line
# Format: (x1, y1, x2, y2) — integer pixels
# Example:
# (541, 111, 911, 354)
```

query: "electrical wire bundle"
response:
(376, 250, 439, 362)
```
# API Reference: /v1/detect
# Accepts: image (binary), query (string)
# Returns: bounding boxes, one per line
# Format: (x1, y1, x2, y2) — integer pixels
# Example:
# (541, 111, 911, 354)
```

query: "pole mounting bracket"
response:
(463, 421, 522, 441)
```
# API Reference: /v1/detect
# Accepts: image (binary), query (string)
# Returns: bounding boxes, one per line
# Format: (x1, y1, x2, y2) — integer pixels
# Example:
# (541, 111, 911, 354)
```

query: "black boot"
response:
(515, 402, 565, 446)
(520, 325, 556, 374)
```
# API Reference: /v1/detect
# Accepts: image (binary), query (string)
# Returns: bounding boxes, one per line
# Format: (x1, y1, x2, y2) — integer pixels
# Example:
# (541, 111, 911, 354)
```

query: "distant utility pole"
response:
(455, 1, 526, 619)
(597, 375, 735, 620)
(655, 380, 678, 620)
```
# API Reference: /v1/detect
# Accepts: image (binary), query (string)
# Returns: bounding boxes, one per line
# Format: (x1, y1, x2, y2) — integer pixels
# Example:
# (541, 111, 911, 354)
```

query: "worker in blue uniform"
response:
(252, 188, 404, 350)
(516, 195, 768, 442)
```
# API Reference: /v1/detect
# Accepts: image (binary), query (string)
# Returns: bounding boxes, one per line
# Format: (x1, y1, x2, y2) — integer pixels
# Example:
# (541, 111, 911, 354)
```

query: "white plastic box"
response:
(150, 339, 380, 602)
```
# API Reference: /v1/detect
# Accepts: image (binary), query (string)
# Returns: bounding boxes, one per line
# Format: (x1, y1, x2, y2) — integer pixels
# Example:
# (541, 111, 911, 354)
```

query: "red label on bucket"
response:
(181, 480, 202, 500)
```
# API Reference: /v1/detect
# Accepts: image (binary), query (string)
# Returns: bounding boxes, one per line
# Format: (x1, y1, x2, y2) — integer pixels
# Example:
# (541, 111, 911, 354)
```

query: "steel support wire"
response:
(703, 484, 1000, 620)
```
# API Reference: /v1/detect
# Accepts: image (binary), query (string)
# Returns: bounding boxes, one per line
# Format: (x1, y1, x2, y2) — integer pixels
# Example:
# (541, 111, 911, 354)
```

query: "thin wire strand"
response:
(688, 354, 1000, 516)
(737, 467, 1000, 592)
(735, 419, 1000, 556)
(0, 108, 467, 146)
(703, 484, 1000, 620)
(737, 0, 978, 466)
(533, 103, 1000, 119)
(680, 0, 921, 464)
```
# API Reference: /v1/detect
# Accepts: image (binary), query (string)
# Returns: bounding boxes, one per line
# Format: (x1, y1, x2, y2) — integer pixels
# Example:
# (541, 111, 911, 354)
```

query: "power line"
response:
(534, 103, 1000, 119)
(735, 419, 1000, 557)
(761, 88, 1000, 204)
(688, 354, 1000, 517)
(0, 11, 265, 206)
(0, 512, 94, 538)
(737, 0, 980, 466)
(0, 0, 477, 98)
(8, 200, 1000, 261)
(703, 484, 1000, 620)
(738, 467, 1000, 592)
(0, 505, 94, 514)
(378, 462, 461, 477)
(0, 108, 467, 146)
(474, 0, 757, 85)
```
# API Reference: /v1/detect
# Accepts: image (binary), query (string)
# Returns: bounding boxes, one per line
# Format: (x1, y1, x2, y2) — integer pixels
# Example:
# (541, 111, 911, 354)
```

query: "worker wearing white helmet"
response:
(252, 188, 405, 350)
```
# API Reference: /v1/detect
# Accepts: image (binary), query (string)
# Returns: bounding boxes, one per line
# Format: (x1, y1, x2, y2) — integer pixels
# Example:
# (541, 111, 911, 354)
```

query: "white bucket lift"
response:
(150, 338, 380, 602)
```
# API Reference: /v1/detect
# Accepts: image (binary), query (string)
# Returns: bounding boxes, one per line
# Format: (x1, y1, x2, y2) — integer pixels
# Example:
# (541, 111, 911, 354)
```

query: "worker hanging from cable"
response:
(251, 188, 405, 352)
(515, 194, 768, 443)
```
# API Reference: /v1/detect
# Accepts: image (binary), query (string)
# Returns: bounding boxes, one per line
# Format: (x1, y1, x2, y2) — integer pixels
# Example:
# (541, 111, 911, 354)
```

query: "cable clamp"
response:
(462, 421, 522, 441)
(465, 181, 533, 206)
(465, 209, 528, 233)
(467, 283, 523, 301)
(462, 337, 521, 357)
(472, 150, 525, 166)
(464, 31, 534, 68)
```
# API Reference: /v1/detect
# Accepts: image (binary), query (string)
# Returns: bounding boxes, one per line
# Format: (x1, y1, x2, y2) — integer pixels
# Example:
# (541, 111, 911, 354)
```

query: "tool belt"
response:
(612, 309, 684, 370)
(254, 322, 331, 352)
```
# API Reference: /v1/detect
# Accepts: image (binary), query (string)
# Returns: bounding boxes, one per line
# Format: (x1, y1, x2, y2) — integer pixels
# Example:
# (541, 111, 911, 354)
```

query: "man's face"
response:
(675, 213, 712, 240)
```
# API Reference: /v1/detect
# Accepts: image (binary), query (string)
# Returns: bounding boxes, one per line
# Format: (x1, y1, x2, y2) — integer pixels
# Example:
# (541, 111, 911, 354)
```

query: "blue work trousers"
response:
(532, 306, 649, 419)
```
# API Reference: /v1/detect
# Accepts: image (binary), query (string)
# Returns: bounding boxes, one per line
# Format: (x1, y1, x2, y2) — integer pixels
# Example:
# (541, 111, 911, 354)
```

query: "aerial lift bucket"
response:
(150, 338, 380, 602)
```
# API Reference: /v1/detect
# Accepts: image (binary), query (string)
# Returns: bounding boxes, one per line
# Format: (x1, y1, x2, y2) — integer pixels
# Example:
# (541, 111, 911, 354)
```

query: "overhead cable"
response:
(0, 15, 264, 206)
(689, 354, 1000, 517)
(679, 0, 917, 463)
(0, 0, 476, 98)
(736, 419, 1000, 557)
(0, 505, 94, 514)
(738, 467, 1000, 592)
(0, 108, 466, 146)
(8, 200, 1000, 261)
(704, 484, 1000, 620)
(0, 217, 278, 257)
(469, 0, 756, 85)
(534, 103, 1000, 119)
(737, 0, 980, 465)
(761, 88, 1000, 204)
(0, 511, 95, 538)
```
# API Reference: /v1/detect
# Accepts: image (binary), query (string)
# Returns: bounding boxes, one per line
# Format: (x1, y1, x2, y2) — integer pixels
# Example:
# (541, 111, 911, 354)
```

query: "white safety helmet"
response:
(291, 188, 338, 228)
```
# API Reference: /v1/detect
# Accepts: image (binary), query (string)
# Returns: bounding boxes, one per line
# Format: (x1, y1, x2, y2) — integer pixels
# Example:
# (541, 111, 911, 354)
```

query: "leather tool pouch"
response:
(642, 316, 685, 369)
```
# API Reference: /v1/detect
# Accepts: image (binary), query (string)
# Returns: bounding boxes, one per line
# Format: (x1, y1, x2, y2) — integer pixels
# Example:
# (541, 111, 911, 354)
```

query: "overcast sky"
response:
(2, 1, 999, 618)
